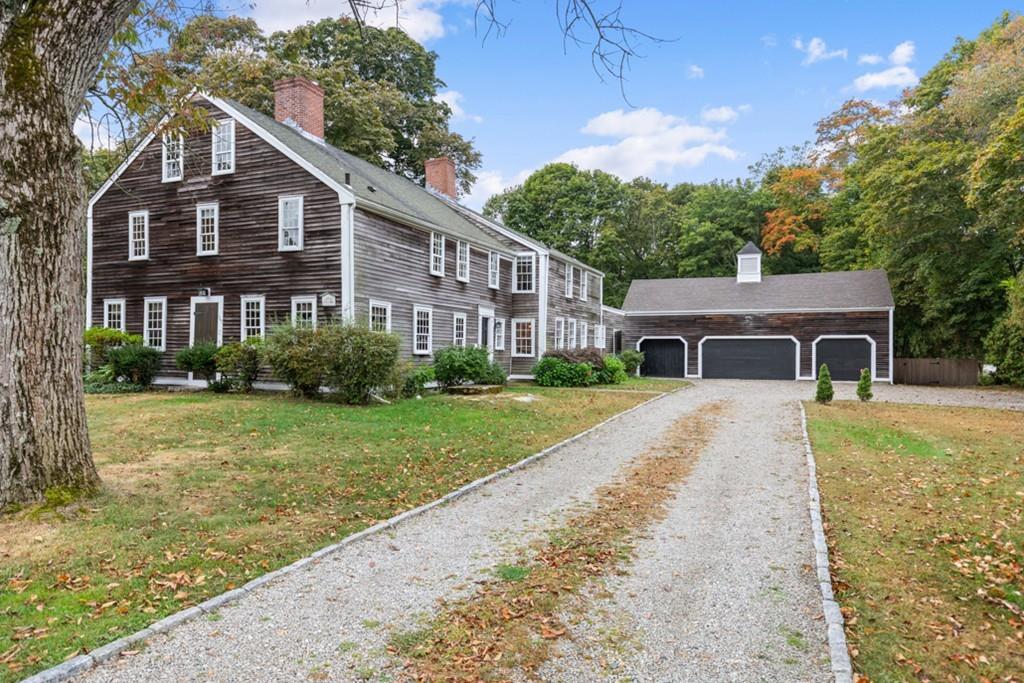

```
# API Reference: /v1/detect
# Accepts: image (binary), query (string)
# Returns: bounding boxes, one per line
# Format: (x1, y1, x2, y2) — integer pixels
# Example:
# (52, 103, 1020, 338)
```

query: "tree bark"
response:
(0, 0, 139, 507)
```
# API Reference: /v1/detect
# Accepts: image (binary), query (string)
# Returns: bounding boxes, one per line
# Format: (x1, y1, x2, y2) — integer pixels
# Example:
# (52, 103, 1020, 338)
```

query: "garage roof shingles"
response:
(622, 269, 894, 313)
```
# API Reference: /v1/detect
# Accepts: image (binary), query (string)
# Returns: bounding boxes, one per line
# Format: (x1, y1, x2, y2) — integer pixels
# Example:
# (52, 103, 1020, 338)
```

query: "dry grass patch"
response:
(806, 401, 1024, 682)
(390, 401, 725, 681)
(0, 385, 653, 682)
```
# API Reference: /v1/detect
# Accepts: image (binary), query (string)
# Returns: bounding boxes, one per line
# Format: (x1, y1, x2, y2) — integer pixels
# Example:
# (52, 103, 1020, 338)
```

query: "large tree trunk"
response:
(0, 0, 139, 508)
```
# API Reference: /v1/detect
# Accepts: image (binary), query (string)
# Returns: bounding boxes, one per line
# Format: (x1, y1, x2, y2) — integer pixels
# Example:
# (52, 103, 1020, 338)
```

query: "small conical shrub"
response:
(815, 364, 834, 404)
(856, 367, 873, 402)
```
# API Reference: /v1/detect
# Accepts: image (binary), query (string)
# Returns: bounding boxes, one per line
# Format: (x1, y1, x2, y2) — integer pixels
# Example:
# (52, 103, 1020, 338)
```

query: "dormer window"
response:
(736, 241, 762, 283)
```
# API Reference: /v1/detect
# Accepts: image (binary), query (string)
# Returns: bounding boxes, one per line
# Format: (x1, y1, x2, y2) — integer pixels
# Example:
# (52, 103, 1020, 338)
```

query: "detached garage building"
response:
(622, 242, 894, 382)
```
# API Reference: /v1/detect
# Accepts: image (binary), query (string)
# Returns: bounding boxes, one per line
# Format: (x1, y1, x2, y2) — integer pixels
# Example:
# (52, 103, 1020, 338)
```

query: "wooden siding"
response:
(90, 100, 342, 377)
(602, 308, 626, 353)
(351, 209, 523, 372)
(624, 310, 890, 378)
(547, 258, 602, 351)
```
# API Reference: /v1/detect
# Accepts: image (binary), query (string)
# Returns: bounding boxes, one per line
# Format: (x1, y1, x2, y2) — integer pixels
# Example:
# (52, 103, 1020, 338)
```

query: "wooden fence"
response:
(893, 358, 981, 386)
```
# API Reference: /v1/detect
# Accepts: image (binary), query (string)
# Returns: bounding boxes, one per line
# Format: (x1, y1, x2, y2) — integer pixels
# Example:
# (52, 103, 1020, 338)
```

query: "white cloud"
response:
(857, 54, 883, 65)
(434, 90, 482, 123)
(700, 104, 750, 124)
(851, 65, 918, 91)
(74, 115, 117, 150)
(554, 107, 738, 180)
(793, 37, 847, 65)
(687, 64, 704, 79)
(889, 40, 915, 66)
(761, 34, 778, 48)
(248, 0, 446, 42)
(464, 168, 532, 210)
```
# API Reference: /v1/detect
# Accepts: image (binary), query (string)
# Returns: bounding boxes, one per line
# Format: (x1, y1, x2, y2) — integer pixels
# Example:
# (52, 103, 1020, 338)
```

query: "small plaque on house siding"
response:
(321, 293, 337, 307)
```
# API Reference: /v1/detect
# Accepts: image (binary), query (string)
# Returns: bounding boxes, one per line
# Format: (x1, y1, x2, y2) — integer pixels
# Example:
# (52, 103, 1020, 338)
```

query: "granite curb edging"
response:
(799, 402, 855, 683)
(19, 386, 682, 683)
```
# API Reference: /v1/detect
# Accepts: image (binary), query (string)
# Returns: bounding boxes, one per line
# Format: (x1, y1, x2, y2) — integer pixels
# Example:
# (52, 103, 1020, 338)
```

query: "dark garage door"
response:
(816, 338, 871, 381)
(702, 338, 796, 380)
(639, 338, 686, 378)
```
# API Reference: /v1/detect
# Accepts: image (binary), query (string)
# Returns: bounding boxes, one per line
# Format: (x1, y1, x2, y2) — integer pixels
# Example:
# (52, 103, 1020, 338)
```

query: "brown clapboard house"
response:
(87, 77, 615, 385)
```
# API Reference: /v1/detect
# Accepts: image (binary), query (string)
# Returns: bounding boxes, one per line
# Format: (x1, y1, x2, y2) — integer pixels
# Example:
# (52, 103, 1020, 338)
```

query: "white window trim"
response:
(514, 252, 536, 294)
(278, 195, 304, 252)
(161, 133, 183, 183)
(103, 298, 126, 332)
(494, 318, 506, 351)
(488, 251, 500, 289)
(211, 119, 235, 176)
(580, 271, 588, 302)
(595, 324, 606, 349)
(195, 202, 219, 256)
(456, 240, 470, 283)
(143, 296, 167, 351)
(429, 232, 445, 277)
(453, 312, 467, 346)
(128, 210, 149, 261)
(511, 318, 536, 357)
(580, 321, 589, 348)
(554, 317, 565, 350)
(564, 263, 573, 298)
(568, 319, 578, 349)
(291, 295, 318, 329)
(368, 299, 392, 333)
(240, 295, 266, 340)
(413, 305, 433, 355)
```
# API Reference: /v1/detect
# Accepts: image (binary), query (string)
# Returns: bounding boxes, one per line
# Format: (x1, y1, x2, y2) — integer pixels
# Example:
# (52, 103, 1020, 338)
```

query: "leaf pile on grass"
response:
(389, 402, 726, 681)
(806, 402, 1024, 682)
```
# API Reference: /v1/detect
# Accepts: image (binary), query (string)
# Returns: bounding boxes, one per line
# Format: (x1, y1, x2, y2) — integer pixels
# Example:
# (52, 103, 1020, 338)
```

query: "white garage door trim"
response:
(811, 334, 876, 382)
(697, 335, 803, 380)
(635, 336, 695, 378)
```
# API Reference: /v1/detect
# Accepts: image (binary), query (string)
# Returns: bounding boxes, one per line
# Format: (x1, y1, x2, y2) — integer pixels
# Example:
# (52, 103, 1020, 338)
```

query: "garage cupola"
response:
(736, 241, 762, 284)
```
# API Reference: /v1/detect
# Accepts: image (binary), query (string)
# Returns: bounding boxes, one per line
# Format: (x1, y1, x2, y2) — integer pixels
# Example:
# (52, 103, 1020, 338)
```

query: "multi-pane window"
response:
(413, 306, 432, 355)
(128, 210, 148, 260)
(161, 133, 183, 182)
(554, 318, 565, 350)
(103, 299, 125, 332)
(568, 319, 577, 349)
(241, 296, 265, 340)
(580, 271, 588, 301)
(196, 203, 219, 256)
(369, 300, 391, 333)
(494, 319, 505, 351)
(456, 241, 470, 282)
(512, 319, 535, 357)
(515, 254, 535, 293)
(595, 325, 606, 349)
(564, 263, 573, 297)
(453, 312, 467, 347)
(291, 296, 317, 329)
(143, 297, 166, 351)
(430, 232, 445, 276)
(212, 119, 235, 174)
(488, 251, 500, 289)
(580, 322, 589, 348)
(278, 196, 304, 251)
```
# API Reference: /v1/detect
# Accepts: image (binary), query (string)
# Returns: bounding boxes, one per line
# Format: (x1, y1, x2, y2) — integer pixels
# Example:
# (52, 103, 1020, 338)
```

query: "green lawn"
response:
(0, 385, 662, 681)
(806, 401, 1024, 682)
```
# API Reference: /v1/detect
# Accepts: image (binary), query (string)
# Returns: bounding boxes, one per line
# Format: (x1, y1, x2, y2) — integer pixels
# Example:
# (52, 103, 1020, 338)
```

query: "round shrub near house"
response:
(618, 349, 644, 375)
(263, 323, 331, 398)
(105, 344, 162, 387)
(83, 326, 143, 369)
(215, 338, 264, 392)
(175, 342, 221, 385)
(533, 356, 594, 387)
(322, 324, 401, 404)
(433, 346, 507, 391)
(595, 355, 628, 385)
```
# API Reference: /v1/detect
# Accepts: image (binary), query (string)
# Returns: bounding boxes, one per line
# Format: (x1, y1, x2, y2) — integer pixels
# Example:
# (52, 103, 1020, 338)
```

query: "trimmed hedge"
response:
(533, 351, 628, 387)
(215, 339, 263, 392)
(433, 346, 507, 390)
(105, 344, 161, 387)
(175, 343, 220, 384)
(618, 349, 644, 374)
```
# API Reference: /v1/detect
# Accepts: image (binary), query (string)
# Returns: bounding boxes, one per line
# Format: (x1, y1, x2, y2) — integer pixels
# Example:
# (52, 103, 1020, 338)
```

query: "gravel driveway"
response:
(75, 378, 1021, 682)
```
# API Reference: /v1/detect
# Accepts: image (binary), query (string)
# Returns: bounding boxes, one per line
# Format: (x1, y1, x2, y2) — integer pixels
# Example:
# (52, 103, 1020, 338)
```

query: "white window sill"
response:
(413, 350, 432, 356)
(197, 252, 219, 257)
(128, 256, 149, 262)
(161, 176, 182, 184)
(278, 246, 303, 253)
(211, 168, 235, 176)
(456, 276, 469, 284)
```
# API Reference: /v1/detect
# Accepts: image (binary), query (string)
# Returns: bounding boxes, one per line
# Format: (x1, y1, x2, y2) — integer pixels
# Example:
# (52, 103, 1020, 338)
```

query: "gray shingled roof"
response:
(622, 270, 894, 313)
(222, 98, 513, 255)
(738, 240, 762, 255)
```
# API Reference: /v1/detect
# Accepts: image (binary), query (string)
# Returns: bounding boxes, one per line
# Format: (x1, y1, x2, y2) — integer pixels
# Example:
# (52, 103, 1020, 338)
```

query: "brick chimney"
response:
(425, 157, 457, 199)
(274, 76, 324, 139)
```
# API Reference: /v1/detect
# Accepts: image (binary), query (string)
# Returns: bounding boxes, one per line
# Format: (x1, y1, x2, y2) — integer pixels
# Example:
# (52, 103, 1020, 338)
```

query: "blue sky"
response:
(240, 1, 1010, 208)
